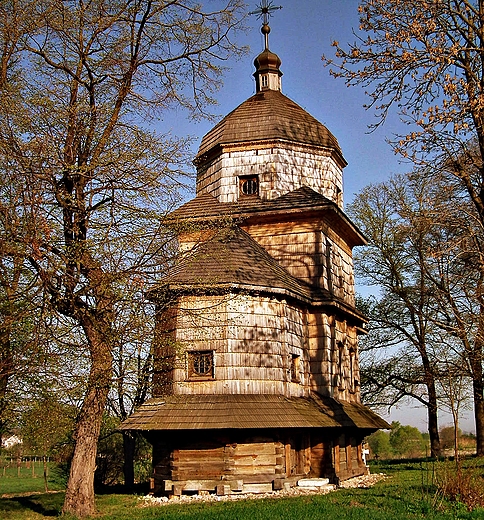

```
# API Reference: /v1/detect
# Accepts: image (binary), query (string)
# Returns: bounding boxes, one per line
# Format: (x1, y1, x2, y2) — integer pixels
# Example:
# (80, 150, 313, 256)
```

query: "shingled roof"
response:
(195, 90, 345, 164)
(119, 393, 390, 431)
(154, 225, 317, 303)
(168, 186, 366, 247)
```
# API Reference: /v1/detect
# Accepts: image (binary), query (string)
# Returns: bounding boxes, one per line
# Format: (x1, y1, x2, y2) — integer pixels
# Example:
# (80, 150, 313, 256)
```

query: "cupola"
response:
(253, 23, 283, 91)
(193, 5, 346, 207)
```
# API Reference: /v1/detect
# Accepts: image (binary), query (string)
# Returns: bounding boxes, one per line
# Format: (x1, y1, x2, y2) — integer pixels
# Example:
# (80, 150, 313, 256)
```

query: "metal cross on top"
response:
(249, 0, 283, 26)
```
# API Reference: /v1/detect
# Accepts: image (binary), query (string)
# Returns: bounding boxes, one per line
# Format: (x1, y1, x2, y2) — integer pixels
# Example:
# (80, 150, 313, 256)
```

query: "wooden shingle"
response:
(120, 393, 390, 431)
(195, 90, 345, 165)
(155, 225, 317, 303)
(168, 186, 366, 248)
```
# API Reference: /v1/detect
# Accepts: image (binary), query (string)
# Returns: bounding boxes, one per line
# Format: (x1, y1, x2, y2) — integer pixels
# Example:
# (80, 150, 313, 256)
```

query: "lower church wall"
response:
(145, 428, 369, 496)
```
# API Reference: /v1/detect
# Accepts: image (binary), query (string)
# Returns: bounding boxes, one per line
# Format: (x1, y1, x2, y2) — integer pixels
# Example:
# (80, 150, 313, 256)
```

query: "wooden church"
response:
(121, 14, 388, 496)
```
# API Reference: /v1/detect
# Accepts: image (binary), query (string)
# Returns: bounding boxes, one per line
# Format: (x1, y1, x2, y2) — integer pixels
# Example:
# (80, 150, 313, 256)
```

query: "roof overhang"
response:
(119, 393, 390, 432)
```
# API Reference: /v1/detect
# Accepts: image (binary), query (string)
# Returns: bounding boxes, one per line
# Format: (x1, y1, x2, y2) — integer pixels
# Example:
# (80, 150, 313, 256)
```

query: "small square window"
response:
(239, 175, 259, 197)
(187, 350, 214, 379)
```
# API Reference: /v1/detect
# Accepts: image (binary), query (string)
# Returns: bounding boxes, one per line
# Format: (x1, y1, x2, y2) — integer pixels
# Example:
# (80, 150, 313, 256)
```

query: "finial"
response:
(249, 1, 283, 50)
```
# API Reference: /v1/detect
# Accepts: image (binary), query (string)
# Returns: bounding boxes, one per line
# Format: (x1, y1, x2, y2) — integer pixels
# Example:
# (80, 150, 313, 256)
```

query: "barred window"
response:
(188, 351, 214, 379)
(239, 175, 259, 197)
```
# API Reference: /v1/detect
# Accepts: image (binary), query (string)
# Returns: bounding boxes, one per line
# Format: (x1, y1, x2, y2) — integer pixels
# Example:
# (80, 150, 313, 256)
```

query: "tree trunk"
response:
(122, 431, 136, 491)
(62, 319, 113, 517)
(427, 395, 441, 458)
(43, 455, 48, 492)
(422, 350, 441, 457)
(473, 379, 484, 456)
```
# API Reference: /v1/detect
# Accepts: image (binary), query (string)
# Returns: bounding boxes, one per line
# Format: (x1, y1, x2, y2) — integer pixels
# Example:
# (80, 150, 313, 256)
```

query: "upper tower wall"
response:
(194, 20, 347, 208)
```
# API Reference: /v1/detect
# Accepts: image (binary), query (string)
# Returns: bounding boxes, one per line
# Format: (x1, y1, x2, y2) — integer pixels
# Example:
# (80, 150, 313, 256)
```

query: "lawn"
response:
(1, 460, 484, 519)
(0, 461, 65, 495)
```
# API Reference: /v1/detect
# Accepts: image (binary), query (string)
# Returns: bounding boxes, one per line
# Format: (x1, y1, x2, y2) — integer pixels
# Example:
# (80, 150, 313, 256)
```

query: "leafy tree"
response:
(389, 421, 426, 458)
(437, 354, 472, 462)
(107, 285, 155, 490)
(0, 158, 42, 442)
(366, 429, 393, 459)
(440, 426, 463, 451)
(94, 414, 151, 488)
(325, 0, 484, 456)
(0, 1, 246, 516)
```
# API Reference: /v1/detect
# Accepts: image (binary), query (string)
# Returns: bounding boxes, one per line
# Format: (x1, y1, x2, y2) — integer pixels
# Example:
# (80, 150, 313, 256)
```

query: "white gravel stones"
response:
(137, 473, 388, 508)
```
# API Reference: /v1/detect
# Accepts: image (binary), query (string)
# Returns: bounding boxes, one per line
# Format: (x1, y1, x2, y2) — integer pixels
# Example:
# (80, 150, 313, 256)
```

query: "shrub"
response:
(435, 460, 484, 511)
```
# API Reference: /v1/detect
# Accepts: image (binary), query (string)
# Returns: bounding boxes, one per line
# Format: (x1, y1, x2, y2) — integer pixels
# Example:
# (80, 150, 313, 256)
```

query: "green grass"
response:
(1, 460, 484, 519)
(0, 462, 65, 496)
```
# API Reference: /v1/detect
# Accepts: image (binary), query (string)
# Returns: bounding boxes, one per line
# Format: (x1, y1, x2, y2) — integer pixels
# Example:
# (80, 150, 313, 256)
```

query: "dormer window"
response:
(239, 175, 259, 197)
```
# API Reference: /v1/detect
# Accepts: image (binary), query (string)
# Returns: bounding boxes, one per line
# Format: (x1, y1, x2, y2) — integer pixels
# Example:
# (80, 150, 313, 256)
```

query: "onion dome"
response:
(253, 23, 282, 92)
(254, 23, 282, 92)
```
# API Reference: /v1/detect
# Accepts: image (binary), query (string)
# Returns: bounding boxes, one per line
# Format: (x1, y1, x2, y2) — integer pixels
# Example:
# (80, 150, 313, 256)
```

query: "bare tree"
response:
(0, 1, 246, 516)
(350, 176, 443, 457)
(326, 0, 484, 456)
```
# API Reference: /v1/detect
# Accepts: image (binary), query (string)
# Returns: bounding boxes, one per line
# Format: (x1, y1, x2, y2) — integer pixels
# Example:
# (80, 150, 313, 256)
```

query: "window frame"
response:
(239, 175, 259, 197)
(290, 354, 301, 383)
(187, 350, 215, 380)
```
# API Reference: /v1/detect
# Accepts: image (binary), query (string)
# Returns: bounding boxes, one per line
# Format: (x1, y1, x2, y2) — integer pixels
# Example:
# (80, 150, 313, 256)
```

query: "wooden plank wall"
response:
(152, 293, 361, 402)
(245, 220, 355, 307)
(169, 293, 309, 397)
(196, 143, 344, 207)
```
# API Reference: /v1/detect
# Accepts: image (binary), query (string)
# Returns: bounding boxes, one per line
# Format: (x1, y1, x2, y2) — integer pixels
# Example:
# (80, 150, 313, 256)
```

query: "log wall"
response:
(148, 429, 368, 495)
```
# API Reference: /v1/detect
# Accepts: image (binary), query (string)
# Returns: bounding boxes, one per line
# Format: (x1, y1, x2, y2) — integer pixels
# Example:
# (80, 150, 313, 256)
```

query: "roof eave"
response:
(148, 282, 313, 305)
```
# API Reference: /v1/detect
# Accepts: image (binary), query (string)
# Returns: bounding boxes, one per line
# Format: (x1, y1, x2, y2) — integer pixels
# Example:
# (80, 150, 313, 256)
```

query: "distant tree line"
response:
(366, 422, 476, 461)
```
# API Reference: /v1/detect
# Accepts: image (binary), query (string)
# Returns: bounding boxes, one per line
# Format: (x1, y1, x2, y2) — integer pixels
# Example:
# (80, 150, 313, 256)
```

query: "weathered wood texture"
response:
(159, 294, 310, 397)
(197, 143, 343, 207)
(149, 429, 368, 495)
(152, 293, 361, 402)
(332, 433, 369, 482)
(242, 220, 355, 305)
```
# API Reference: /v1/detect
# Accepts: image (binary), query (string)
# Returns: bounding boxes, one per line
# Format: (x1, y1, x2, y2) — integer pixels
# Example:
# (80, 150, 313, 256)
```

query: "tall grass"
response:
(433, 458, 484, 511)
